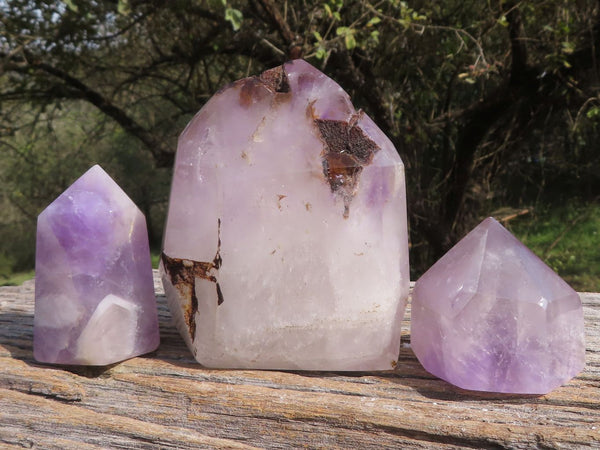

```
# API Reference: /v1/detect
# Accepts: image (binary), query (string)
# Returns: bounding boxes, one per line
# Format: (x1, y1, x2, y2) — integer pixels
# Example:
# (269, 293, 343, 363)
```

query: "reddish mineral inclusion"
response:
(160, 60, 410, 370)
(411, 217, 585, 394)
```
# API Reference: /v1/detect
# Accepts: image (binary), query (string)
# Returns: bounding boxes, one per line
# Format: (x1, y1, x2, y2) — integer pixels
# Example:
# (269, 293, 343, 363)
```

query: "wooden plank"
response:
(1, 273, 599, 449)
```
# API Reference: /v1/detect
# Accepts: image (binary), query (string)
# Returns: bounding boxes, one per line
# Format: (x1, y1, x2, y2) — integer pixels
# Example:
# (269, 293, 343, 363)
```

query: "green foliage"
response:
(117, 0, 130, 15)
(509, 203, 600, 292)
(0, 270, 35, 287)
(151, 251, 162, 270)
(0, 251, 16, 280)
(63, 0, 78, 13)
(224, 7, 243, 31)
(586, 106, 600, 120)
(0, 102, 171, 273)
(336, 26, 356, 50)
(323, 1, 343, 22)
(0, 220, 35, 277)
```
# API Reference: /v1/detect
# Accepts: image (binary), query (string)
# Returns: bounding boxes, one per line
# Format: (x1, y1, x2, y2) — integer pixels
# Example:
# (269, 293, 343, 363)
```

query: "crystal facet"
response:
(34, 165, 159, 365)
(411, 217, 585, 394)
(160, 60, 409, 370)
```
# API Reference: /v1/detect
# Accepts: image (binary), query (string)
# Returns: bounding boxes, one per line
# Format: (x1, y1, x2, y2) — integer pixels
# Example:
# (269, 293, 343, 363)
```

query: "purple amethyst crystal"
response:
(34, 165, 159, 365)
(411, 217, 585, 394)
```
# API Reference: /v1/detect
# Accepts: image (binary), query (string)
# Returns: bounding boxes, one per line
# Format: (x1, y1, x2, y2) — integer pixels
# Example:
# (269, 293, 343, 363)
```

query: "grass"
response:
(151, 251, 161, 269)
(1, 270, 35, 287)
(508, 201, 600, 292)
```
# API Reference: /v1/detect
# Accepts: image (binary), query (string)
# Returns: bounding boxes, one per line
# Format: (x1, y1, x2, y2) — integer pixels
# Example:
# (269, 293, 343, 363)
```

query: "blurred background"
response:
(1, 0, 598, 290)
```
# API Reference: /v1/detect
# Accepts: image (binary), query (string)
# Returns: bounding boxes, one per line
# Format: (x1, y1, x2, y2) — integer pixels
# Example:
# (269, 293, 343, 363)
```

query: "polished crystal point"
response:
(34, 165, 159, 365)
(411, 217, 585, 394)
(161, 60, 409, 370)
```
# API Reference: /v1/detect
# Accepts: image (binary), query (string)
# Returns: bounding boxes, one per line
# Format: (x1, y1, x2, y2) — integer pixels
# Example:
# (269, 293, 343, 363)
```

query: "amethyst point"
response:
(34, 165, 159, 365)
(411, 217, 585, 394)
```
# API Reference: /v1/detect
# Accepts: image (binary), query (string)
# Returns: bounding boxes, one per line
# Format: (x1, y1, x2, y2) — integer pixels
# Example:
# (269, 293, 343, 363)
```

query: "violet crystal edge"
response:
(160, 59, 410, 370)
(410, 217, 585, 394)
(34, 164, 160, 366)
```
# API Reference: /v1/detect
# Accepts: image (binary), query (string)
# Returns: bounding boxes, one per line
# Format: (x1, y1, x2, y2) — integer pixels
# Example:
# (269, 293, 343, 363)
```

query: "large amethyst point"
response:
(161, 60, 410, 370)
(34, 165, 159, 365)
(411, 217, 585, 394)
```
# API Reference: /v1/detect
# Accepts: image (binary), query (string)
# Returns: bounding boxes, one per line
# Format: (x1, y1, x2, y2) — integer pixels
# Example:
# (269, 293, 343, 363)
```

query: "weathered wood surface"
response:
(1, 272, 598, 449)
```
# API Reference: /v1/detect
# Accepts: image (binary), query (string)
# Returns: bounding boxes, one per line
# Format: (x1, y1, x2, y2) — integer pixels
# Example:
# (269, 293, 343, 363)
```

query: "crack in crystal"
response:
(161, 219, 223, 341)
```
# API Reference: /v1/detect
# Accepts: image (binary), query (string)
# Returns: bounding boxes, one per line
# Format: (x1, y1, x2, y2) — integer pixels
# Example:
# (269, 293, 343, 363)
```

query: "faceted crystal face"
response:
(411, 217, 585, 394)
(161, 60, 409, 370)
(34, 165, 159, 365)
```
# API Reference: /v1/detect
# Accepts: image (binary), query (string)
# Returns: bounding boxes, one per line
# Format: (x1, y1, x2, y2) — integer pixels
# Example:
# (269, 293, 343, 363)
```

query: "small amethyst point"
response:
(34, 165, 159, 365)
(411, 217, 585, 394)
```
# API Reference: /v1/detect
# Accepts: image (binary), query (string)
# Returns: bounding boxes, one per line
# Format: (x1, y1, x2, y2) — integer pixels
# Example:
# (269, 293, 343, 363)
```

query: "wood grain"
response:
(1, 272, 598, 449)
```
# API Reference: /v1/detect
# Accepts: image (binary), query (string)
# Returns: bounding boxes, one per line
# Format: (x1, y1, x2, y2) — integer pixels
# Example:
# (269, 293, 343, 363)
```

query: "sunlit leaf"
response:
(367, 17, 381, 27)
(345, 33, 356, 50)
(398, 19, 409, 29)
(63, 0, 78, 13)
(586, 106, 600, 119)
(561, 41, 575, 55)
(370, 30, 380, 43)
(225, 8, 243, 31)
(118, 0, 130, 15)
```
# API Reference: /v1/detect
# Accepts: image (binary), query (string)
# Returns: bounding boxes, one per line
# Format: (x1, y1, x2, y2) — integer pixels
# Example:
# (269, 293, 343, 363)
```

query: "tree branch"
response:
(254, 0, 301, 58)
(504, 1, 529, 84)
(23, 55, 174, 166)
(438, 2, 533, 244)
(324, 49, 395, 149)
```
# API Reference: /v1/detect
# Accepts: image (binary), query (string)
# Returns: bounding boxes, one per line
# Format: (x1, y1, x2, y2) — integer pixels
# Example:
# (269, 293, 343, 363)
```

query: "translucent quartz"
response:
(160, 60, 409, 370)
(34, 165, 159, 365)
(411, 217, 585, 394)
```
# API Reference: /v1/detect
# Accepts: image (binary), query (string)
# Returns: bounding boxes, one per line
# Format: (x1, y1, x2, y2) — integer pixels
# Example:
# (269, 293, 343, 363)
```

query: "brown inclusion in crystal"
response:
(239, 65, 290, 108)
(161, 219, 223, 340)
(315, 113, 380, 218)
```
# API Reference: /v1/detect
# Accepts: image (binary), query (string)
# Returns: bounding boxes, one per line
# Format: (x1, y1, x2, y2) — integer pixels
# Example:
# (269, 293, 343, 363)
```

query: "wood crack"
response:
(18, 387, 82, 403)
